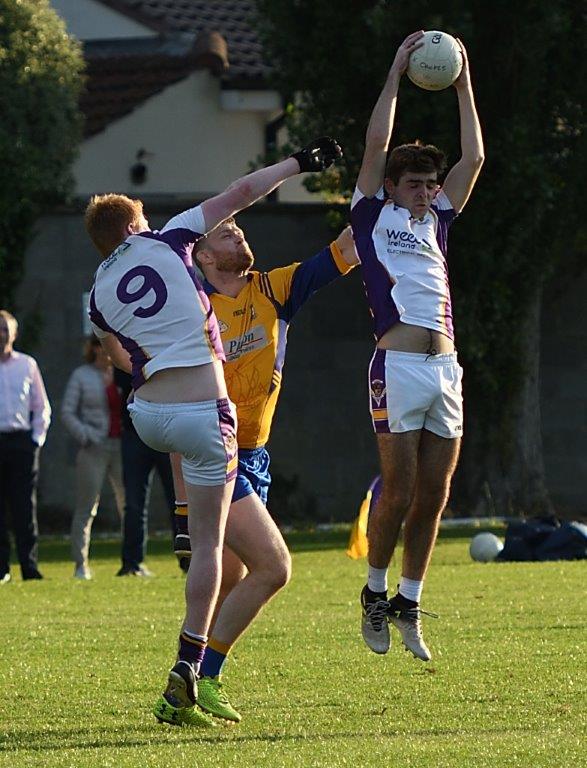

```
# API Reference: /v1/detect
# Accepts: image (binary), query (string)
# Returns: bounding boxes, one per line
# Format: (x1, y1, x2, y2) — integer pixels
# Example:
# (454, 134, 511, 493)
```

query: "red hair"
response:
(85, 194, 144, 256)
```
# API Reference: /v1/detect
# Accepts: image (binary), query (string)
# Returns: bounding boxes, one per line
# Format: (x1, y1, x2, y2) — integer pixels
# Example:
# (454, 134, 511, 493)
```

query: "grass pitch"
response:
(0, 528, 584, 768)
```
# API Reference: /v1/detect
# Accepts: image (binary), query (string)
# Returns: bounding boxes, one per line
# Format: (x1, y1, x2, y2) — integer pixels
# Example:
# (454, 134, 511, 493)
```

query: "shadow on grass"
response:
(37, 524, 500, 563)
(37, 537, 176, 563)
(37, 531, 354, 562)
(0, 721, 538, 753)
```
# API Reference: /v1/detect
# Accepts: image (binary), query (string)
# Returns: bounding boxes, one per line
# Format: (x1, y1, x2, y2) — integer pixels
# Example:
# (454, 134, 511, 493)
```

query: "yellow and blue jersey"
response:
(203, 242, 353, 449)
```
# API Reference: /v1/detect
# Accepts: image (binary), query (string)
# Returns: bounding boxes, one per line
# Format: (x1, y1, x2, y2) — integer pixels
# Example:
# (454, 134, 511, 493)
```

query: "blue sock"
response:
(200, 637, 231, 678)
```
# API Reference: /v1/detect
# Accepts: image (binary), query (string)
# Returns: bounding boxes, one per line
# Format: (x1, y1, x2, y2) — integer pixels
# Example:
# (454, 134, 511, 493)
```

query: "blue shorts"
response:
(232, 447, 271, 505)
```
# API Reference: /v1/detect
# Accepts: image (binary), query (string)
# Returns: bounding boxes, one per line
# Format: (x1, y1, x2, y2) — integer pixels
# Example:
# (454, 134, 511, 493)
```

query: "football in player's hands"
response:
(291, 137, 343, 173)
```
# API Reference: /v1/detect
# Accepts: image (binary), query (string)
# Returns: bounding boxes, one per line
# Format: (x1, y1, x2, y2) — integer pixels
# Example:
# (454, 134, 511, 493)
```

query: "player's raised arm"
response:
(334, 225, 359, 266)
(357, 31, 424, 198)
(201, 137, 342, 232)
(441, 41, 484, 213)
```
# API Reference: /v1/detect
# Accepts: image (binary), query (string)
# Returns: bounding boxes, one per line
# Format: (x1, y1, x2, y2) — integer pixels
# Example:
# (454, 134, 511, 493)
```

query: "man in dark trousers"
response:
(0, 310, 51, 582)
(114, 369, 181, 575)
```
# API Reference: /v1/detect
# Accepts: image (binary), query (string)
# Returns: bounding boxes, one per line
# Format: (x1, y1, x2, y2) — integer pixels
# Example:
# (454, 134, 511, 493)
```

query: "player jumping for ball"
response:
(85, 137, 342, 726)
(351, 31, 484, 659)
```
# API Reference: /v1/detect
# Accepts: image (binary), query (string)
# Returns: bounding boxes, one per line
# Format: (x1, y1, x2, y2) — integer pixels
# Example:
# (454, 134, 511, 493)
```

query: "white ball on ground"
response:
(407, 30, 463, 91)
(469, 532, 504, 562)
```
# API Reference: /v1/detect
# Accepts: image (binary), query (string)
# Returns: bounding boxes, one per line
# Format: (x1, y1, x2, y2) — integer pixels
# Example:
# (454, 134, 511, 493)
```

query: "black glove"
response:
(291, 137, 343, 173)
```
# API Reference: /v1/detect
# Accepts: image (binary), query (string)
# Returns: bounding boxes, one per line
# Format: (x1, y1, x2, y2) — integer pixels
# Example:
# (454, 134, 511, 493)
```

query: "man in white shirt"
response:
(0, 310, 51, 583)
(351, 32, 484, 660)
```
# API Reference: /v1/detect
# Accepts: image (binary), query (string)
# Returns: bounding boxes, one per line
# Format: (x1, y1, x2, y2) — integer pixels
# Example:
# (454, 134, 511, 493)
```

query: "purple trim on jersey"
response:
(137, 228, 201, 267)
(217, 398, 238, 482)
(431, 204, 455, 257)
(431, 202, 456, 337)
(351, 195, 400, 341)
(270, 318, 288, 393)
(368, 348, 389, 433)
(88, 289, 151, 389)
(186, 266, 225, 363)
(87, 288, 109, 333)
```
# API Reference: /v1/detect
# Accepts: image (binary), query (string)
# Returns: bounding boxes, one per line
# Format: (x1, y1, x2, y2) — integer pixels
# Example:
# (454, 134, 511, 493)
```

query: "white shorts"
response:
(368, 349, 463, 439)
(128, 396, 237, 486)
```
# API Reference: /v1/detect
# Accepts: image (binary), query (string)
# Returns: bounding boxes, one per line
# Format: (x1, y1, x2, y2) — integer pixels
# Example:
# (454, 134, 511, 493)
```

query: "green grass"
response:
(0, 529, 585, 768)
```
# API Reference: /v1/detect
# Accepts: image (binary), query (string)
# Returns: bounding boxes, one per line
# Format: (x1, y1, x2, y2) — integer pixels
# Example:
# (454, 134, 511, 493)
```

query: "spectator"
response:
(62, 336, 124, 579)
(0, 310, 51, 583)
(114, 368, 178, 576)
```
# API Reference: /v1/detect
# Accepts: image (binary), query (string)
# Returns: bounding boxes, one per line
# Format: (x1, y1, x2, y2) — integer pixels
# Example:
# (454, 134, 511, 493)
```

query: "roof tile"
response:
(97, 0, 269, 78)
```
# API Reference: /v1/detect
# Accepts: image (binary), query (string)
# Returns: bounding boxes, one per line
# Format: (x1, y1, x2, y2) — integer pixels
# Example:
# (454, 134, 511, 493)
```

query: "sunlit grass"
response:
(0, 529, 584, 767)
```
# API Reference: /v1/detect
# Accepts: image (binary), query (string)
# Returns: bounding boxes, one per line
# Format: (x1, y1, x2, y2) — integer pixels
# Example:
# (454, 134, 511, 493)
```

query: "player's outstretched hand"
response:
(452, 38, 471, 90)
(391, 30, 424, 77)
(291, 137, 343, 173)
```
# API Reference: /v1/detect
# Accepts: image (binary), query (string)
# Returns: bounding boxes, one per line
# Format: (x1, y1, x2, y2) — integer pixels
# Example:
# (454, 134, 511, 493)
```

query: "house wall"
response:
(51, 0, 155, 40)
(74, 71, 314, 204)
(75, 72, 274, 198)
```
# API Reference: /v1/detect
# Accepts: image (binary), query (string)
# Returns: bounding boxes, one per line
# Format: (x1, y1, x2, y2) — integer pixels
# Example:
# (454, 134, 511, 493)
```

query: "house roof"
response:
(96, 0, 269, 81)
(81, 1, 271, 137)
(81, 34, 216, 136)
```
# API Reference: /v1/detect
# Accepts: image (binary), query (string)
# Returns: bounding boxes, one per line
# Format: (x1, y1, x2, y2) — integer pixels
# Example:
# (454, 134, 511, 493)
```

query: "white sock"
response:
(367, 566, 388, 594)
(398, 576, 424, 604)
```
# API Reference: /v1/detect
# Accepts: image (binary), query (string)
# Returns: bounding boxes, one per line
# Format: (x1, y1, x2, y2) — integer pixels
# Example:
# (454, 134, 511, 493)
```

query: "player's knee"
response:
(417, 483, 451, 515)
(219, 571, 243, 598)
(219, 558, 247, 595)
(380, 488, 413, 516)
(264, 548, 291, 593)
(278, 549, 292, 588)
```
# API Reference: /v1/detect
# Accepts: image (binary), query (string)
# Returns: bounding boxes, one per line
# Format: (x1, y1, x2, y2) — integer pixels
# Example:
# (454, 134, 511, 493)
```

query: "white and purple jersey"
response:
(89, 206, 224, 390)
(351, 187, 457, 341)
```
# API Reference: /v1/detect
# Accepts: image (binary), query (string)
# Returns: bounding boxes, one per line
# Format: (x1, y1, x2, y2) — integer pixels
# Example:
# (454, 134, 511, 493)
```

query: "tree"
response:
(256, 0, 586, 515)
(0, 0, 84, 326)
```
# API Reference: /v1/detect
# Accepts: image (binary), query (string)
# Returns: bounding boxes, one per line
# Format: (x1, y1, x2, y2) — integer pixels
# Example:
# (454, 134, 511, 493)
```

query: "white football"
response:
(407, 30, 463, 91)
(469, 532, 504, 563)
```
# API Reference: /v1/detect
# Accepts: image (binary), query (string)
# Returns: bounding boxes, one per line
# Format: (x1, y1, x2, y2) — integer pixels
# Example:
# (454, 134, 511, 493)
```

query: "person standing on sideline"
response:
(114, 367, 179, 577)
(0, 310, 51, 583)
(85, 137, 342, 727)
(351, 32, 484, 659)
(170, 222, 358, 722)
(62, 336, 125, 580)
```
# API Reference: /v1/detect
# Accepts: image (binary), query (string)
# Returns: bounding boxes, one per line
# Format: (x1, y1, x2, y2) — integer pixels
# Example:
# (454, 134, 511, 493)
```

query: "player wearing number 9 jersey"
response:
(89, 206, 225, 389)
(84, 137, 343, 728)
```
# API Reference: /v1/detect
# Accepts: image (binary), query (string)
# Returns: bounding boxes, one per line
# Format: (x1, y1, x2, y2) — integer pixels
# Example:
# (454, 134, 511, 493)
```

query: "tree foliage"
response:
(256, 0, 586, 511)
(0, 0, 84, 311)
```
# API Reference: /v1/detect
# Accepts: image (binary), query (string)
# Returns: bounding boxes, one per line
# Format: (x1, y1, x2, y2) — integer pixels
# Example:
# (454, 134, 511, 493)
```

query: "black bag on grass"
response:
(498, 517, 587, 562)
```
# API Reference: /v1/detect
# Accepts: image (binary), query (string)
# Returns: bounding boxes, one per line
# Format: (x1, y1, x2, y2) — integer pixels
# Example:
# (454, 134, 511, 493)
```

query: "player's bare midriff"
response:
(136, 359, 229, 403)
(377, 322, 455, 354)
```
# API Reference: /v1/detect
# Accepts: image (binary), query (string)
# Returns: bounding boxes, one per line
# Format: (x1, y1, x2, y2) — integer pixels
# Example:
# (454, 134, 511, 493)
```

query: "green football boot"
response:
(153, 661, 216, 728)
(196, 676, 242, 723)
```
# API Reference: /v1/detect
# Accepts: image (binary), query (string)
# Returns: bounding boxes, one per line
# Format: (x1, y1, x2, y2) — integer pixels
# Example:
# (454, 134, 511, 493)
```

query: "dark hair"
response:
(83, 335, 101, 364)
(385, 141, 447, 184)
